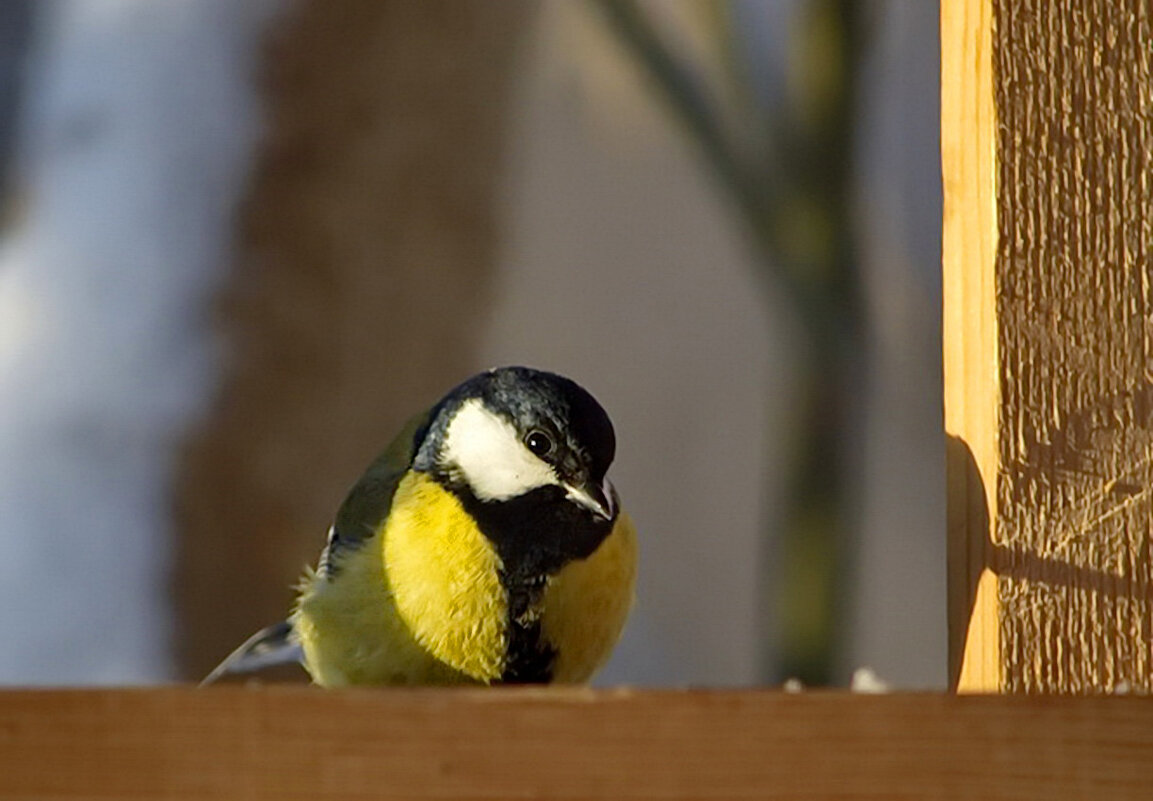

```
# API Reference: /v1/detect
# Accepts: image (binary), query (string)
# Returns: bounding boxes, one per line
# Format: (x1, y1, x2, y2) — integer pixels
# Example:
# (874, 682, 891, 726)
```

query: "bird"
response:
(202, 366, 636, 686)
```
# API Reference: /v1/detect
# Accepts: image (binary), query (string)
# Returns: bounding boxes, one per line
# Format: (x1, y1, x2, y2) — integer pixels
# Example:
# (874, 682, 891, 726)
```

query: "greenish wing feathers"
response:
(321, 409, 431, 575)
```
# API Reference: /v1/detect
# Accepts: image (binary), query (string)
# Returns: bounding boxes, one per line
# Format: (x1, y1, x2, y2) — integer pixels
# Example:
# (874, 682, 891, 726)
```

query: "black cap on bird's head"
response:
(412, 367, 620, 575)
(479, 367, 616, 485)
(416, 367, 617, 517)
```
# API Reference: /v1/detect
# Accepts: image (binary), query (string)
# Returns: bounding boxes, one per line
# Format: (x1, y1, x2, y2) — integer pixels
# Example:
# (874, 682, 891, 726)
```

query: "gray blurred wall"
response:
(483, 1, 944, 687)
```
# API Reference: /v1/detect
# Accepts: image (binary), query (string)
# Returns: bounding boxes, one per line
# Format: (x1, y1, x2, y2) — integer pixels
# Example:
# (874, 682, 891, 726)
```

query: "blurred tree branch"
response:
(591, 0, 866, 685)
(0, 1, 33, 221)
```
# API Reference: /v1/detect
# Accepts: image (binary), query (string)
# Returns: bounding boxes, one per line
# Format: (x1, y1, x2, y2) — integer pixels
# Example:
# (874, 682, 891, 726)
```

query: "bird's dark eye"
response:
(524, 429, 554, 458)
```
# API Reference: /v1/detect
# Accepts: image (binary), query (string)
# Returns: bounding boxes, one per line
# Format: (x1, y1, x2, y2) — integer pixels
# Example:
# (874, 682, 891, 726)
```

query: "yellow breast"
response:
(382, 472, 509, 682)
(542, 511, 638, 682)
(294, 471, 505, 685)
(294, 471, 637, 686)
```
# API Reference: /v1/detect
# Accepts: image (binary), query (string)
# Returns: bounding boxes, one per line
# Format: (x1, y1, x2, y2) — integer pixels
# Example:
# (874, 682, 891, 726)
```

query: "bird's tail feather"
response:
(200, 620, 303, 686)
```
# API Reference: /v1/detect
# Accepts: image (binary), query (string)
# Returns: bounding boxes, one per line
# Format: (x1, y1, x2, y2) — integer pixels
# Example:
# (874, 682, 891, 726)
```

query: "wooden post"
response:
(942, 0, 999, 692)
(944, 0, 1153, 691)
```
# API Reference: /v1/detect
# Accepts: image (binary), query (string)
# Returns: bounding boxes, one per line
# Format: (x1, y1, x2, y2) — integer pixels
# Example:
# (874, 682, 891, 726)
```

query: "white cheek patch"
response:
(441, 399, 558, 501)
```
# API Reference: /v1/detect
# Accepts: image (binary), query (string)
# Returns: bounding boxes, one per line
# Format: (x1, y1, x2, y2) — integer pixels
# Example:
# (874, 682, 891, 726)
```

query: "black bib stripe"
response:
(455, 485, 614, 684)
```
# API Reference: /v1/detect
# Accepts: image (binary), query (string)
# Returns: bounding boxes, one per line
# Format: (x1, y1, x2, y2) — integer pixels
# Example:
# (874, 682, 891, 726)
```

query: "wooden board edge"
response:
(941, 0, 1001, 692)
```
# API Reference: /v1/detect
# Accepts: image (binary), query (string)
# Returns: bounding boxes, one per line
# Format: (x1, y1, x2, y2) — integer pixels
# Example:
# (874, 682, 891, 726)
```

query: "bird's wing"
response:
(320, 408, 431, 576)
(203, 410, 432, 685)
(199, 620, 302, 686)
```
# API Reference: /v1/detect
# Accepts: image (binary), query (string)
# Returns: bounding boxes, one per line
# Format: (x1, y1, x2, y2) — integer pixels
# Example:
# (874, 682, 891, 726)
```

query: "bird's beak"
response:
(564, 477, 617, 522)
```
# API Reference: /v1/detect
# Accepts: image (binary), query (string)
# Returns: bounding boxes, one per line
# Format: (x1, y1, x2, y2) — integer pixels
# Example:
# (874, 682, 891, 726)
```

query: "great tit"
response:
(203, 366, 636, 686)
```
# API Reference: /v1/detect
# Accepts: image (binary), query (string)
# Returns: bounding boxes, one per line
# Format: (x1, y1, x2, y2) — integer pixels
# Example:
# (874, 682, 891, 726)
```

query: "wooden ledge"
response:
(2, 688, 1152, 798)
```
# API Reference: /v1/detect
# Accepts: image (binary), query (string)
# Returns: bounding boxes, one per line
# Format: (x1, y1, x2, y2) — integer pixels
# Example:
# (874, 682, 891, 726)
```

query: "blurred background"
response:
(0, 0, 942, 687)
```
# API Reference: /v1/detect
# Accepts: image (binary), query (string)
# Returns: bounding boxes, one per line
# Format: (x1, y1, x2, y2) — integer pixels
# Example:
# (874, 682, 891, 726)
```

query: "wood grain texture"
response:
(945, 0, 1153, 691)
(1, 689, 1152, 800)
(994, 0, 1153, 692)
(174, 1, 532, 679)
(942, 0, 1000, 691)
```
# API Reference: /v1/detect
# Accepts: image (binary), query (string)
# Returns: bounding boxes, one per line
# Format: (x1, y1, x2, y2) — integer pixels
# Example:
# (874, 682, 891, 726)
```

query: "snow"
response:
(0, 0, 280, 683)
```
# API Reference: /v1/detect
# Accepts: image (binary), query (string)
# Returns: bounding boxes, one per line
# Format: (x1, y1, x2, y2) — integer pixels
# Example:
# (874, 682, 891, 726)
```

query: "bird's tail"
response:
(199, 620, 303, 686)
